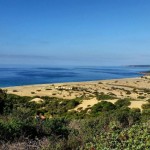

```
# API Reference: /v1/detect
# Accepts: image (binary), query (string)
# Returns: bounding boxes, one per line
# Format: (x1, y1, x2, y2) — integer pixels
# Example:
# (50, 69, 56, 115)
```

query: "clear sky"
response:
(0, 0, 150, 66)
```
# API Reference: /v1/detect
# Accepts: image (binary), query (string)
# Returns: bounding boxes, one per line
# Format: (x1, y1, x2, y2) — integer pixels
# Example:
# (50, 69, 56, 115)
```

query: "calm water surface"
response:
(0, 65, 150, 87)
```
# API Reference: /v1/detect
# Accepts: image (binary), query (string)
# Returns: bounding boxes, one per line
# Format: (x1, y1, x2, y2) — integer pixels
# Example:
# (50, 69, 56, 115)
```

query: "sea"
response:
(0, 65, 150, 88)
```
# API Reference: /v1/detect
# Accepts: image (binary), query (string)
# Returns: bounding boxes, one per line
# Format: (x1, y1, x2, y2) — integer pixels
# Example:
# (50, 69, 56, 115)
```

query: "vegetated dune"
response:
(73, 99, 147, 111)
(74, 98, 99, 111)
(3, 76, 150, 110)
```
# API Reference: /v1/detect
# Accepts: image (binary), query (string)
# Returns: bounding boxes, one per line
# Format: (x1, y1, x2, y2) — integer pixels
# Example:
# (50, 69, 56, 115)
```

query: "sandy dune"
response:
(3, 76, 150, 110)
(74, 98, 98, 111)
(73, 99, 148, 111)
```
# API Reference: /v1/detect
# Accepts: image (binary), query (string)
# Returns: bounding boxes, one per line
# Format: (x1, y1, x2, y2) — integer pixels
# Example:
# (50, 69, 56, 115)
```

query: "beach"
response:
(3, 76, 150, 110)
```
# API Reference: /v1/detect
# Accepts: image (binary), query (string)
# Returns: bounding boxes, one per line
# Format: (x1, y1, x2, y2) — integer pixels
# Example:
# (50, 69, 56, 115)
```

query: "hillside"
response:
(0, 77, 150, 149)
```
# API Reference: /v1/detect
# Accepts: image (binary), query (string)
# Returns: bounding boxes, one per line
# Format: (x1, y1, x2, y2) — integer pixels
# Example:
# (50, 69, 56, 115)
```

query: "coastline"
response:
(3, 76, 150, 110)
(2, 76, 141, 89)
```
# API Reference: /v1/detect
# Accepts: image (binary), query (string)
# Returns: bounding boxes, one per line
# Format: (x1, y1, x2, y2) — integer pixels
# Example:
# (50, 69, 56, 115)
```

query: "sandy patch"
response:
(129, 101, 148, 109)
(30, 98, 44, 104)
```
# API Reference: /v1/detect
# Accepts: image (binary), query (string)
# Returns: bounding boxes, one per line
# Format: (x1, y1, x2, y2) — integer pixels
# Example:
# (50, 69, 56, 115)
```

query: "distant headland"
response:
(128, 65, 150, 67)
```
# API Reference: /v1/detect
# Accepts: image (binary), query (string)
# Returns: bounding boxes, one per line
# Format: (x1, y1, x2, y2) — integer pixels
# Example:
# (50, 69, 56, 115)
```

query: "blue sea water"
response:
(0, 65, 150, 87)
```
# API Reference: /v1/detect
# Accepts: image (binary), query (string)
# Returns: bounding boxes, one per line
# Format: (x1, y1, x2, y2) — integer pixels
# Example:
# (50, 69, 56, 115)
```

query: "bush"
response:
(115, 99, 131, 108)
(60, 99, 80, 110)
(83, 123, 150, 150)
(96, 92, 116, 100)
(126, 90, 131, 95)
(113, 108, 130, 128)
(0, 117, 35, 141)
(43, 118, 70, 139)
(91, 101, 116, 114)
(147, 99, 150, 103)
(138, 96, 146, 99)
(142, 103, 150, 110)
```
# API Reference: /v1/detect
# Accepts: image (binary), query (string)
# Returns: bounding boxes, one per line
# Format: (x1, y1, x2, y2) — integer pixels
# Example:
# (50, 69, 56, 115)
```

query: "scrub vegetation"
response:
(0, 89, 149, 150)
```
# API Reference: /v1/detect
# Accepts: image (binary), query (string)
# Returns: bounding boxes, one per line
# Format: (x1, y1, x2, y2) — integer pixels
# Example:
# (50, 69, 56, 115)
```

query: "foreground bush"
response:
(83, 123, 150, 150)
(115, 98, 131, 108)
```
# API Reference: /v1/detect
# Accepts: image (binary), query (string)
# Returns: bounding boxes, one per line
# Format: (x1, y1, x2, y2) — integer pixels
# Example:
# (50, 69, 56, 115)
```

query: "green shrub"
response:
(43, 117, 69, 138)
(138, 96, 146, 99)
(126, 90, 131, 95)
(115, 99, 131, 108)
(142, 109, 150, 121)
(142, 103, 150, 110)
(60, 99, 80, 110)
(96, 92, 116, 100)
(113, 107, 131, 128)
(91, 101, 116, 114)
(0, 117, 33, 141)
(83, 124, 150, 150)
(147, 99, 150, 103)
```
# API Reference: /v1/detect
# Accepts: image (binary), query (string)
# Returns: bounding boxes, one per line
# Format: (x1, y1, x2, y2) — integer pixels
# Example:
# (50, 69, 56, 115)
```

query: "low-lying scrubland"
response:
(0, 89, 150, 150)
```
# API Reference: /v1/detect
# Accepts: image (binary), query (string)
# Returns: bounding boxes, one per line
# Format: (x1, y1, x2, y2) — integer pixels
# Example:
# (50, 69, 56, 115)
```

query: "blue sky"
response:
(0, 0, 150, 66)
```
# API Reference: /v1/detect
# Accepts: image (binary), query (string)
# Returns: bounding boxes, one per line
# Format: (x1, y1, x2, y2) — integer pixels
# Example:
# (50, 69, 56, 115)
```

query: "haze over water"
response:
(0, 65, 150, 88)
(1, 1, 150, 67)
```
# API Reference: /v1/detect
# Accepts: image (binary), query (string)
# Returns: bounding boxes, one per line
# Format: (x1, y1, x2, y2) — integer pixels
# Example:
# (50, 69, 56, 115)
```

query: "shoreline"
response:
(2, 76, 150, 110)
(2, 76, 141, 89)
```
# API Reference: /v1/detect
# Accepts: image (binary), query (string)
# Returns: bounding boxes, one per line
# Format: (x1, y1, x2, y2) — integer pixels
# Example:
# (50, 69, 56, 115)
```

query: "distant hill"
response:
(140, 70, 150, 75)
(128, 65, 150, 67)
(128, 65, 150, 75)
